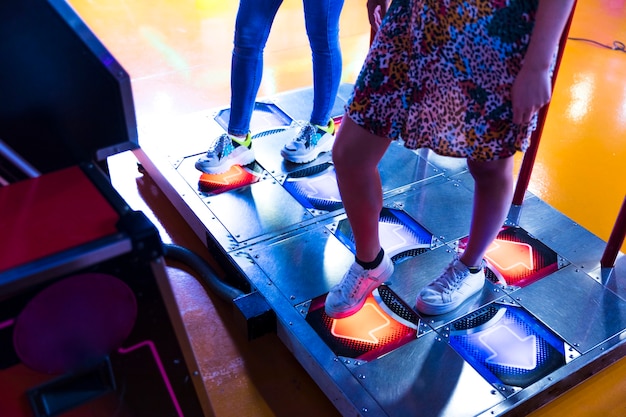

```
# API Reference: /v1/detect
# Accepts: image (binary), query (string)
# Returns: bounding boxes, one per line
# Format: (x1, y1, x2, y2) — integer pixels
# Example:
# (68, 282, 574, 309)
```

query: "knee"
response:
(332, 130, 366, 176)
(234, 21, 270, 52)
(331, 134, 351, 170)
(467, 158, 514, 184)
(332, 118, 388, 174)
(306, 27, 340, 54)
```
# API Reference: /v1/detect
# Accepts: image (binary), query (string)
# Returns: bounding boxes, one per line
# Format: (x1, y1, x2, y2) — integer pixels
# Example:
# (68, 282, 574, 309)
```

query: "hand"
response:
(367, 0, 389, 31)
(511, 65, 552, 125)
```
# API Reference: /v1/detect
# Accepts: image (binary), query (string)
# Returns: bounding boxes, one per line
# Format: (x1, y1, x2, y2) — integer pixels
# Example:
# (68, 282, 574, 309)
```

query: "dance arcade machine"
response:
(131, 4, 626, 412)
(24, 2, 623, 417)
(137, 83, 626, 417)
(0, 1, 211, 416)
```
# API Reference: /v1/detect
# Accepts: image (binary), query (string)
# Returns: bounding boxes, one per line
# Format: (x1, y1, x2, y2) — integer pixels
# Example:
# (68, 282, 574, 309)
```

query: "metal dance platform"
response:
(136, 85, 626, 417)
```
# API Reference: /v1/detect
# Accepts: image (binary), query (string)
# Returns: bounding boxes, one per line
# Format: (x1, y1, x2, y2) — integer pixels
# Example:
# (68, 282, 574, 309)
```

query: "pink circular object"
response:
(13, 272, 137, 374)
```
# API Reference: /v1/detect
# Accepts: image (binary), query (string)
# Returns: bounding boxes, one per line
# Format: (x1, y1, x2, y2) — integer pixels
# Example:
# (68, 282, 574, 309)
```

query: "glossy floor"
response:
(67, 0, 626, 416)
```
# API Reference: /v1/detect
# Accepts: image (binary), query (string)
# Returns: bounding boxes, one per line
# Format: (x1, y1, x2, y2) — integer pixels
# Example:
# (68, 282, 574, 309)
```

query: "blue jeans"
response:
(228, 0, 344, 136)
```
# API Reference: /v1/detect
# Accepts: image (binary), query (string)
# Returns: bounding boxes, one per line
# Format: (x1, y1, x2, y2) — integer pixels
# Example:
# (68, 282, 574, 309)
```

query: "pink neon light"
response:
(118, 341, 184, 417)
(0, 319, 14, 330)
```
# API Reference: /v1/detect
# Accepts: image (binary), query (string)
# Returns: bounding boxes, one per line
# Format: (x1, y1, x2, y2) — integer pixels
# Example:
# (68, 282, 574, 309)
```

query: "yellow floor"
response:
(66, 0, 626, 415)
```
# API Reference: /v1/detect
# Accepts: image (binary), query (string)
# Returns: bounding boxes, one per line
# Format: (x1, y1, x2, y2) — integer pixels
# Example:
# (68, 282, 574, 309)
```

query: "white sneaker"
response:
(325, 254, 394, 319)
(195, 132, 254, 174)
(415, 258, 485, 315)
(281, 119, 335, 163)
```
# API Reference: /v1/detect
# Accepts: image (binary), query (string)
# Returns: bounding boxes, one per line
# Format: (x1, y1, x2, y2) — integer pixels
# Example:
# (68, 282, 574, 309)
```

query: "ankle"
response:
(228, 132, 251, 147)
(459, 257, 483, 273)
(356, 248, 385, 270)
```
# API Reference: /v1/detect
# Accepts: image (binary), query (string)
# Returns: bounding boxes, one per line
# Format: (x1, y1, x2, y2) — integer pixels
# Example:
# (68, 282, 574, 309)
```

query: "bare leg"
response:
(325, 116, 394, 318)
(332, 116, 391, 262)
(460, 156, 515, 267)
(415, 155, 515, 315)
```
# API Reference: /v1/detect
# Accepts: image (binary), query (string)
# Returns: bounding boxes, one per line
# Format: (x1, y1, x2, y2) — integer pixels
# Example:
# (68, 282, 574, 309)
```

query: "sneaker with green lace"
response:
(195, 132, 254, 174)
(281, 119, 335, 163)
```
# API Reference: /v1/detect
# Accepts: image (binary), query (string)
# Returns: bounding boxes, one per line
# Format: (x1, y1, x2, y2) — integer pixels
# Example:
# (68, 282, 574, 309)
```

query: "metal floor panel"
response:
(347, 332, 507, 417)
(136, 86, 626, 417)
(515, 265, 626, 354)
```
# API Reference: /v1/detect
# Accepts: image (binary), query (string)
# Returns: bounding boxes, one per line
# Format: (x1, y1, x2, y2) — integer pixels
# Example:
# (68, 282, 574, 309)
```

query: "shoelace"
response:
(293, 124, 316, 144)
(430, 265, 466, 293)
(207, 134, 228, 154)
(339, 264, 366, 298)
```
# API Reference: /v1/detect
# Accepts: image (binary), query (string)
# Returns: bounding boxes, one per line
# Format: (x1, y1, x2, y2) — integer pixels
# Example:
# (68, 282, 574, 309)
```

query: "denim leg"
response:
(303, 0, 344, 127)
(229, 0, 283, 136)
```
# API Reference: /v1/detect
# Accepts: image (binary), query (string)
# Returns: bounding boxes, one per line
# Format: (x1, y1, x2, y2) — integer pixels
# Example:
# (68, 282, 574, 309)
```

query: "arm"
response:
(511, 0, 576, 124)
(367, 0, 390, 31)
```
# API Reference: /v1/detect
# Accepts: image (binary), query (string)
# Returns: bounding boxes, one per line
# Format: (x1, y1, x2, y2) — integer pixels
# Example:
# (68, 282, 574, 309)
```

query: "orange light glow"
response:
(328, 294, 410, 347)
(198, 165, 258, 193)
(330, 302, 390, 344)
(485, 239, 534, 277)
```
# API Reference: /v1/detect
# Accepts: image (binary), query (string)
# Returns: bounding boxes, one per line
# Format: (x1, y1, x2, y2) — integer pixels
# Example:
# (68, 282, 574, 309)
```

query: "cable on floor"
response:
(163, 243, 245, 302)
(568, 37, 626, 53)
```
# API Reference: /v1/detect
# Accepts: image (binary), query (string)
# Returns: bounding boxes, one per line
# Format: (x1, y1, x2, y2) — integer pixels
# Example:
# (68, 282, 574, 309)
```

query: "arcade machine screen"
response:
(0, 0, 138, 180)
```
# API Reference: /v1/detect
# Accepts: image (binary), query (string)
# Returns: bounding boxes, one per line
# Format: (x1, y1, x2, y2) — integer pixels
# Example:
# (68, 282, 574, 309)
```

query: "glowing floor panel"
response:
(463, 226, 563, 288)
(448, 303, 575, 391)
(136, 85, 626, 417)
(306, 288, 419, 362)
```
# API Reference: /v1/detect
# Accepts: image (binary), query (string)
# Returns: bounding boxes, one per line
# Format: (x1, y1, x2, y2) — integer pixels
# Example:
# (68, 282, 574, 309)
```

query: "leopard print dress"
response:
(347, 0, 542, 161)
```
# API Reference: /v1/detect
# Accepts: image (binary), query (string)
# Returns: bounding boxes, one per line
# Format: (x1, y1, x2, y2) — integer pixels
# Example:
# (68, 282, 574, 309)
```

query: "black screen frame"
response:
(0, 0, 138, 176)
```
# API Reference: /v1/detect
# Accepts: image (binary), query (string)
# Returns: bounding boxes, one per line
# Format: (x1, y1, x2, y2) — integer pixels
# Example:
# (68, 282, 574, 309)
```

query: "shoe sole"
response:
(195, 149, 255, 174)
(281, 138, 334, 164)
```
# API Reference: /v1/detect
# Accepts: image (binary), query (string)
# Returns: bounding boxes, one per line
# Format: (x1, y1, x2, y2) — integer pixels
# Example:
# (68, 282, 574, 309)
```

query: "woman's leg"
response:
(461, 156, 516, 267)
(333, 116, 391, 263)
(302, 0, 344, 127)
(415, 155, 515, 315)
(229, 0, 283, 135)
(325, 116, 393, 318)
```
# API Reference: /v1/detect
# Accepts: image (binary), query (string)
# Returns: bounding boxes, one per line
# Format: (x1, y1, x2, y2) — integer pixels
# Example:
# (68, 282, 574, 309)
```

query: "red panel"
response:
(0, 166, 120, 272)
(198, 165, 259, 194)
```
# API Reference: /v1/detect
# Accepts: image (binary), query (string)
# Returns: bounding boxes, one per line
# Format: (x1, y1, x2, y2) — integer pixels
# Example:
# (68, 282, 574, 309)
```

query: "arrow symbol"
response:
(199, 165, 255, 187)
(379, 222, 412, 255)
(201, 165, 243, 185)
(330, 302, 390, 344)
(485, 239, 534, 271)
(290, 173, 341, 202)
(478, 324, 537, 370)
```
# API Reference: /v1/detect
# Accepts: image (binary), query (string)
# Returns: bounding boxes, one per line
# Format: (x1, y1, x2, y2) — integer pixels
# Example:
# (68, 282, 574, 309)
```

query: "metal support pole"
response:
(601, 196, 626, 268)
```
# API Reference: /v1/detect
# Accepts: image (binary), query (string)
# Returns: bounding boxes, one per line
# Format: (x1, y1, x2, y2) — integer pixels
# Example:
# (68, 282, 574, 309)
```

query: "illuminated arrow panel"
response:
(198, 165, 261, 194)
(282, 164, 343, 211)
(460, 227, 561, 288)
(306, 288, 418, 361)
(449, 304, 567, 389)
(334, 208, 433, 260)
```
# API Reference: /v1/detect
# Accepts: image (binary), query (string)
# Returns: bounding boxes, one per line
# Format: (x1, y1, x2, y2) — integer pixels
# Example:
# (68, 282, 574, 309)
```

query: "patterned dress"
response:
(347, 0, 542, 161)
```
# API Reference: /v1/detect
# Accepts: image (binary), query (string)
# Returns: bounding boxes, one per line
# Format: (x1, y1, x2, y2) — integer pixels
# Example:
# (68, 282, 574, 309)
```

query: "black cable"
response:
(163, 243, 245, 302)
(568, 37, 626, 53)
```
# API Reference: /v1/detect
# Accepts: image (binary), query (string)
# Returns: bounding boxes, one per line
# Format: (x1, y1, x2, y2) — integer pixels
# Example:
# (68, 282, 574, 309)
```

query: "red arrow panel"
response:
(460, 227, 561, 288)
(307, 289, 417, 361)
